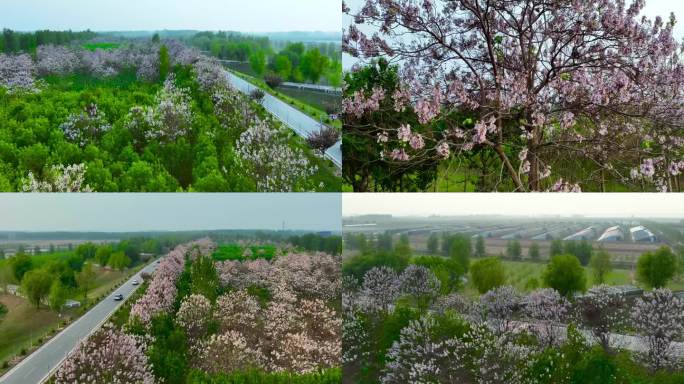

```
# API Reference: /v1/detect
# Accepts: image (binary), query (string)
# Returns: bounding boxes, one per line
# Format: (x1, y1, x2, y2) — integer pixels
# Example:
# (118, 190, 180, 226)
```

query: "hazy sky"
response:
(0, 194, 341, 232)
(343, 193, 684, 219)
(0, 0, 339, 32)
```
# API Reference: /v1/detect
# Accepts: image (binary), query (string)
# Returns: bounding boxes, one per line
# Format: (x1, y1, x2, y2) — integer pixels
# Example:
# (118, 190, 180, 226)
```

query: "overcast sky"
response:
(343, 193, 684, 219)
(0, 0, 339, 32)
(0, 194, 341, 232)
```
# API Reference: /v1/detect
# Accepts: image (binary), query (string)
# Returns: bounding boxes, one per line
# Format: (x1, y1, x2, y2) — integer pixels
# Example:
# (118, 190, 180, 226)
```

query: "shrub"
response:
(306, 125, 340, 151)
(264, 73, 283, 89)
(470, 257, 506, 294)
(543, 254, 586, 297)
(249, 89, 265, 103)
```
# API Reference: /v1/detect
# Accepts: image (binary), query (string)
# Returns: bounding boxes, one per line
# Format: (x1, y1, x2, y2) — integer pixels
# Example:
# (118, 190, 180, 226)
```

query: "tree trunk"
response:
(494, 145, 525, 191)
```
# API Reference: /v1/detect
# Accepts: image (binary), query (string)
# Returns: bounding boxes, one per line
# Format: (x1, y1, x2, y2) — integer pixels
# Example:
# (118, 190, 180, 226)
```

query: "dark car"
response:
(113, 294, 124, 301)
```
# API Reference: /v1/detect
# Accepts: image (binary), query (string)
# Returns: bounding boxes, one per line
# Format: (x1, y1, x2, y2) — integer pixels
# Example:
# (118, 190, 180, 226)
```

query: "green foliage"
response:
(394, 234, 412, 258)
(342, 251, 409, 281)
(159, 44, 170, 80)
(412, 256, 465, 294)
(249, 50, 267, 76)
(9, 253, 32, 281)
(470, 257, 506, 294)
(212, 244, 277, 261)
(506, 240, 522, 261)
(564, 240, 593, 266)
(147, 313, 188, 384)
(186, 368, 342, 384)
(427, 233, 439, 254)
(543, 254, 586, 297)
(529, 242, 540, 261)
(273, 54, 293, 79)
(190, 254, 220, 301)
(342, 59, 440, 191)
(75, 242, 98, 260)
(449, 234, 471, 273)
(0, 303, 7, 318)
(94, 244, 112, 266)
(376, 232, 393, 252)
(345, 233, 369, 253)
(288, 234, 342, 255)
(0, 67, 338, 191)
(75, 262, 96, 298)
(474, 235, 485, 257)
(21, 269, 53, 308)
(570, 347, 619, 384)
(550, 239, 564, 257)
(107, 251, 131, 271)
(48, 280, 68, 311)
(589, 250, 613, 285)
(636, 246, 677, 288)
(1, 29, 97, 54)
(300, 49, 330, 83)
(81, 42, 120, 51)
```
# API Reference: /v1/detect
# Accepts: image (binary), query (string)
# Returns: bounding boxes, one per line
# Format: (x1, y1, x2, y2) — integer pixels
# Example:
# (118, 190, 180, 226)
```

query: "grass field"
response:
(461, 259, 684, 297)
(0, 264, 137, 368)
(82, 42, 121, 51)
(212, 244, 277, 261)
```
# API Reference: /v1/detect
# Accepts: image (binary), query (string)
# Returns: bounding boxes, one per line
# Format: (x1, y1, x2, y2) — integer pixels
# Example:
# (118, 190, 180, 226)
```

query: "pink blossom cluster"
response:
(124, 74, 193, 144)
(381, 316, 530, 384)
(216, 252, 341, 302)
(22, 163, 93, 193)
(176, 294, 212, 340)
(36, 45, 81, 76)
(59, 103, 112, 147)
(55, 324, 154, 384)
(192, 251, 342, 373)
(0, 53, 39, 93)
(130, 238, 215, 325)
(631, 288, 684, 372)
(343, 0, 684, 190)
(342, 86, 386, 118)
(236, 119, 317, 192)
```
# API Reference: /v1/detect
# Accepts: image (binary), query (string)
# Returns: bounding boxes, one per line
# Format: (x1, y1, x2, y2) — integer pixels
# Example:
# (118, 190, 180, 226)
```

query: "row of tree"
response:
(0, 238, 162, 311)
(1, 29, 97, 54)
(345, 231, 681, 298)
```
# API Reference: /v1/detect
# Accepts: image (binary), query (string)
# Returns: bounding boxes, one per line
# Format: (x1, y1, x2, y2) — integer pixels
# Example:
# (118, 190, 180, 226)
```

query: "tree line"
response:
(1, 29, 97, 54)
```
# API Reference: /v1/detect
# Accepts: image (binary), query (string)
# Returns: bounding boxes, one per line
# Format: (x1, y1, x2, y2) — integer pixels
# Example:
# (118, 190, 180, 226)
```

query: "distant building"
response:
(630, 226, 656, 242)
(597, 226, 624, 242)
(563, 226, 596, 241)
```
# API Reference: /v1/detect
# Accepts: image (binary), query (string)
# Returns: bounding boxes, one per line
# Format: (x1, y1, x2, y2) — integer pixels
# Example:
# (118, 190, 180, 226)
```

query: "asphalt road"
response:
(0, 260, 159, 384)
(225, 71, 342, 168)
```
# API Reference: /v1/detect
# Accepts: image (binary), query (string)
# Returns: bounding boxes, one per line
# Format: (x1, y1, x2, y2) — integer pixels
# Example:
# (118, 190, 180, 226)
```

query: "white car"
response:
(132, 279, 139, 286)
(113, 294, 124, 301)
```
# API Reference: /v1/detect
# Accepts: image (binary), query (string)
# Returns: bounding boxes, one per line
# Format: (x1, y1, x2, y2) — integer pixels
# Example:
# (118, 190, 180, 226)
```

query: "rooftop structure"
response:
(597, 226, 624, 242)
(563, 226, 596, 241)
(630, 226, 656, 242)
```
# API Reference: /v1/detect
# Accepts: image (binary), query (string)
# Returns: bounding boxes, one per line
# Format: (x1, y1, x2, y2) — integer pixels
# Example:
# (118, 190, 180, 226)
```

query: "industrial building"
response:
(630, 226, 656, 242)
(597, 226, 624, 242)
(563, 226, 596, 241)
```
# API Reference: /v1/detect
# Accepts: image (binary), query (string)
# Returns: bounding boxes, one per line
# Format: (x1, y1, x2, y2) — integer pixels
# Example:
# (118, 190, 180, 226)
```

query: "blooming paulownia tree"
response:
(344, 0, 684, 192)
(631, 288, 684, 372)
(55, 324, 154, 384)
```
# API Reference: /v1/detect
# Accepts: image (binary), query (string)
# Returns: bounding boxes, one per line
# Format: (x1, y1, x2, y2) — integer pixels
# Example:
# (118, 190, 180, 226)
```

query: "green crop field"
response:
(81, 42, 121, 51)
(212, 243, 277, 261)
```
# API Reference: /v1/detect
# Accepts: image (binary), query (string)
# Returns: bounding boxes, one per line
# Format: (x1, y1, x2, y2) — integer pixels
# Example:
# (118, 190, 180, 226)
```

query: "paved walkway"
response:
(225, 71, 342, 169)
(0, 261, 158, 384)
